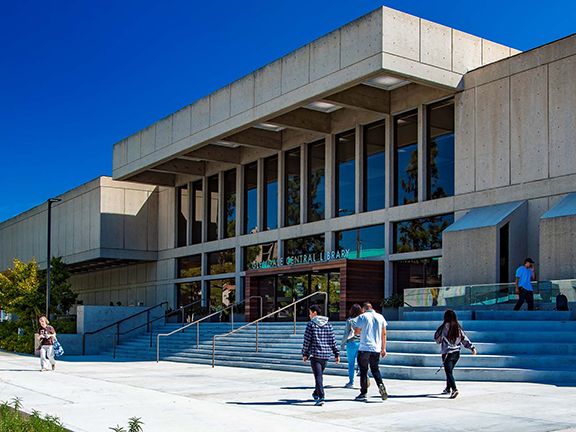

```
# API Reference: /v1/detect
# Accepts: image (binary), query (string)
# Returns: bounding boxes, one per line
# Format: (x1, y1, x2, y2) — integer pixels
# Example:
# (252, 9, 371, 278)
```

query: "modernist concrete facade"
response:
(1, 6, 576, 314)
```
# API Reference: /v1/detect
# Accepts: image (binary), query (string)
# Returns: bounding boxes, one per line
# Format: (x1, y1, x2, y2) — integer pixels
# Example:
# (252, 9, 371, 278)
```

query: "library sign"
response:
(247, 249, 351, 271)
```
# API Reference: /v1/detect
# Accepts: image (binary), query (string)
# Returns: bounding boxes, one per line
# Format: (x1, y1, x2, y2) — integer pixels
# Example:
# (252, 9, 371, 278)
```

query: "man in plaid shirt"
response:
(302, 304, 340, 406)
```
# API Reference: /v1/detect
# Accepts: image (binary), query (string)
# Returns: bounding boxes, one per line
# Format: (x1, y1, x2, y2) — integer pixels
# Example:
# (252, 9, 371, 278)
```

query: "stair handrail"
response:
(211, 291, 328, 368)
(82, 301, 168, 355)
(110, 299, 205, 358)
(156, 296, 263, 363)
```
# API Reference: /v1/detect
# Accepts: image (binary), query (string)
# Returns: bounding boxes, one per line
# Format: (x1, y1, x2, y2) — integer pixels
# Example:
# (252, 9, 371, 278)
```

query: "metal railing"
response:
(111, 299, 204, 358)
(211, 291, 328, 368)
(156, 296, 263, 363)
(403, 279, 576, 308)
(82, 302, 168, 355)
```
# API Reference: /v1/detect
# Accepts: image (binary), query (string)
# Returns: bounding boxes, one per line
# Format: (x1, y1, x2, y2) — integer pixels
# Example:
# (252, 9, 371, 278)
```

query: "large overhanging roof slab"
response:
(541, 193, 576, 219)
(445, 201, 526, 232)
(112, 6, 519, 184)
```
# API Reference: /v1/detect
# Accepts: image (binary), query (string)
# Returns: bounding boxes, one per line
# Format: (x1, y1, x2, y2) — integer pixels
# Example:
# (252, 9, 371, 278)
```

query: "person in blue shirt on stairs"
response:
(514, 258, 536, 311)
(302, 304, 340, 406)
(340, 303, 363, 389)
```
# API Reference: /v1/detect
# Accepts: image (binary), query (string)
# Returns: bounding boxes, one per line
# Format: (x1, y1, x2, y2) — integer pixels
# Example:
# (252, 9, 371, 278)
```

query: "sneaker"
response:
(355, 393, 367, 402)
(344, 382, 354, 389)
(441, 388, 450, 395)
(51, 364, 55, 371)
(450, 389, 459, 399)
(378, 383, 388, 401)
(315, 398, 325, 406)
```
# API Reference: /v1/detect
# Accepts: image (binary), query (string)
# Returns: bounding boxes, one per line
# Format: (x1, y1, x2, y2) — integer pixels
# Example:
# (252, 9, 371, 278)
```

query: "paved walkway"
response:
(1, 352, 576, 432)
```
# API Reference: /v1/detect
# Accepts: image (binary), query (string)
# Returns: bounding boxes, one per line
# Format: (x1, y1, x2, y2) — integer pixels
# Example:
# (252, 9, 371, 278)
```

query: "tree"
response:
(0, 258, 43, 324)
(39, 257, 78, 315)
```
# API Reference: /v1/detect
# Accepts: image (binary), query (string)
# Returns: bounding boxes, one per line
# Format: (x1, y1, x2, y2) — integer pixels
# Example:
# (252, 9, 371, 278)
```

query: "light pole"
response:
(46, 198, 61, 317)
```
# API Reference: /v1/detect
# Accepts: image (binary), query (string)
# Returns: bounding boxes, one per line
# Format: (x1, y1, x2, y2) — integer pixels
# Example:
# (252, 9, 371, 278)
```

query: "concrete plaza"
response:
(1, 351, 575, 432)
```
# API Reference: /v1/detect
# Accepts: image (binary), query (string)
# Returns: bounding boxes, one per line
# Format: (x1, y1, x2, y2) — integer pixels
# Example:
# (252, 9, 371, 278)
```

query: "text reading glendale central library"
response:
(248, 249, 351, 270)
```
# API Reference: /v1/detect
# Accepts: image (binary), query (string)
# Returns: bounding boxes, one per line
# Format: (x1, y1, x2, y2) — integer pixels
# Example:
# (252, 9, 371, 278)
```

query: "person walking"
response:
(514, 258, 536, 311)
(434, 309, 477, 399)
(340, 304, 363, 388)
(352, 302, 388, 402)
(302, 304, 340, 406)
(37, 316, 56, 371)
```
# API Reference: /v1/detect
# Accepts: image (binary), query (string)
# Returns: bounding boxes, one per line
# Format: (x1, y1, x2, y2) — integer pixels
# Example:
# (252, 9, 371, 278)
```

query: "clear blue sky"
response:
(0, 0, 574, 222)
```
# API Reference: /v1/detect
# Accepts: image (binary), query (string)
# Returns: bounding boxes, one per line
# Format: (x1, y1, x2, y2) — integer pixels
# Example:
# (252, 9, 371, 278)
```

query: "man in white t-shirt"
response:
(352, 302, 388, 401)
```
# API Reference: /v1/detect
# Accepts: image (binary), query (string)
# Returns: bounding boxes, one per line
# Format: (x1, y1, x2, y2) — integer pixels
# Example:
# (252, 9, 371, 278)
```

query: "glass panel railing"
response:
(403, 279, 576, 308)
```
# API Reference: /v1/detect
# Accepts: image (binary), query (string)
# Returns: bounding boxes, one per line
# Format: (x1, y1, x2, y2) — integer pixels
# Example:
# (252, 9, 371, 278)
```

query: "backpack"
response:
(555, 294, 569, 311)
(53, 339, 65, 357)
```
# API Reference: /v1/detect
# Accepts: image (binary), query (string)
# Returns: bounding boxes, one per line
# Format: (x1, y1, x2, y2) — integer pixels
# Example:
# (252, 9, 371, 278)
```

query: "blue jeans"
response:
(346, 341, 360, 384)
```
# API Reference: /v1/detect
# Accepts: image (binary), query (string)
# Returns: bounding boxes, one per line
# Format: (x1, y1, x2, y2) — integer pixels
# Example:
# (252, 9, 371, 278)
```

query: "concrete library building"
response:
(2, 6, 576, 321)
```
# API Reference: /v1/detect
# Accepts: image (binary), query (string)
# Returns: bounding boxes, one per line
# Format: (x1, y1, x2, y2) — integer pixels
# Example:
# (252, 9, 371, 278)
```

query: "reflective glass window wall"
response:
(394, 110, 418, 206)
(223, 169, 237, 238)
(427, 100, 455, 199)
(207, 175, 219, 241)
(191, 180, 203, 244)
(393, 213, 454, 253)
(336, 224, 385, 259)
(308, 140, 325, 222)
(284, 148, 301, 226)
(176, 185, 189, 247)
(244, 162, 258, 234)
(336, 130, 356, 216)
(364, 121, 386, 211)
(264, 156, 278, 230)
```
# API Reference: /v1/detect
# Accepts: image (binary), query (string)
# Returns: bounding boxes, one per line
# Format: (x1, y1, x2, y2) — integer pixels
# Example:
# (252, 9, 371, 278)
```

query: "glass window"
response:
(176, 185, 189, 247)
(191, 180, 203, 245)
(284, 148, 300, 226)
(177, 255, 202, 278)
(207, 248, 236, 275)
(208, 279, 236, 320)
(427, 99, 455, 199)
(393, 213, 454, 253)
(244, 162, 258, 234)
(176, 282, 203, 322)
(207, 175, 219, 241)
(264, 156, 278, 230)
(394, 110, 418, 206)
(244, 242, 278, 270)
(284, 234, 325, 257)
(393, 258, 441, 294)
(336, 224, 385, 258)
(364, 121, 386, 211)
(308, 140, 325, 222)
(223, 169, 236, 238)
(336, 130, 356, 216)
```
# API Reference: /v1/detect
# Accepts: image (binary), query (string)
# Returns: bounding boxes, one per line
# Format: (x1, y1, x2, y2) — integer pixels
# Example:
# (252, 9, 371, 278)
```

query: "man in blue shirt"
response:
(513, 258, 536, 311)
(352, 302, 388, 402)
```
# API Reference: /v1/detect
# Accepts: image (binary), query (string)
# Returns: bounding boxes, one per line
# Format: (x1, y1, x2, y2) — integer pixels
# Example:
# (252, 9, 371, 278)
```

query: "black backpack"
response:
(556, 294, 569, 311)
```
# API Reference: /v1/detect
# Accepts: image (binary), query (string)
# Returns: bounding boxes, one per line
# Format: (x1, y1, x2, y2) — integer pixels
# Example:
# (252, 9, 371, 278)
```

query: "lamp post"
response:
(46, 198, 61, 317)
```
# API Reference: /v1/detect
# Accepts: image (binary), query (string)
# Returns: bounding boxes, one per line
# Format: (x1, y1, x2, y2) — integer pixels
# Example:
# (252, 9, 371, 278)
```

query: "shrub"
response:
(0, 398, 68, 431)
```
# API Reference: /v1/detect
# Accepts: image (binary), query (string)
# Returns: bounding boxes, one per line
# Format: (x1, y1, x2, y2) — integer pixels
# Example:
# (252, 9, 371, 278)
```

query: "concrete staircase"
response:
(101, 310, 576, 384)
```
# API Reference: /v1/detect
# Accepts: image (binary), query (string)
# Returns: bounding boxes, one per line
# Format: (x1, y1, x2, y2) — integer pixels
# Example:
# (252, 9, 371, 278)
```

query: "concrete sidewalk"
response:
(1, 352, 576, 432)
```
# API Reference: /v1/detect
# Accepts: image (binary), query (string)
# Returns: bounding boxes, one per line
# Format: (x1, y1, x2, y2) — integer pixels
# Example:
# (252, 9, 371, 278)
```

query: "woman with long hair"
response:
(434, 309, 477, 398)
(37, 315, 57, 371)
(340, 303, 363, 388)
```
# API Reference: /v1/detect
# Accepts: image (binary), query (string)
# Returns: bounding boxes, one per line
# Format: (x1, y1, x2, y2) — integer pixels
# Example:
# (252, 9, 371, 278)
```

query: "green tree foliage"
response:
(0, 258, 43, 324)
(39, 257, 78, 315)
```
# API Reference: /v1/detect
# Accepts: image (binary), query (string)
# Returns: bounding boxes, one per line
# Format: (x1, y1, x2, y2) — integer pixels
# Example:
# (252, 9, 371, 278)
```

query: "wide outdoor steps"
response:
(100, 310, 576, 384)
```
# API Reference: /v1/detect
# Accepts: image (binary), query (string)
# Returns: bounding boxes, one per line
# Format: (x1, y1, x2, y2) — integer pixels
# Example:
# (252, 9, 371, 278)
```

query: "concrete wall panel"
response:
(124, 189, 149, 251)
(454, 89, 476, 194)
(230, 75, 255, 117)
(113, 140, 127, 169)
(155, 116, 173, 150)
(482, 40, 512, 65)
(341, 9, 382, 68)
(209, 85, 231, 125)
(452, 30, 482, 74)
(420, 19, 452, 70)
(475, 78, 510, 190)
(140, 125, 156, 157)
(549, 56, 576, 177)
(172, 106, 191, 143)
(255, 60, 282, 106)
(191, 96, 210, 134)
(126, 133, 141, 162)
(382, 7, 419, 61)
(282, 46, 310, 93)
(310, 31, 341, 82)
(540, 215, 576, 280)
(510, 66, 548, 183)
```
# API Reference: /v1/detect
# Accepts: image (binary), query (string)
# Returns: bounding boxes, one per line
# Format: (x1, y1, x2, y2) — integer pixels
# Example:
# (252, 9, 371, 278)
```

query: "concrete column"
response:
(235, 244, 243, 302)
(278, 151, 285, 229)
(201, 177, 208, 243)
(217, 172, 225, 240)
(236, 166, 244, 237)
(325, 135, 336, 220)
(300, 143, 308, 224)
(257, 158, 264, 232)
(187, 181, 193, 246)
(325, 229, 335, 252)
(384, 114, 393, 209)
(417, 104, 427, 203)
(384, 221, 394, 297)
(355, 125, 364, 213)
